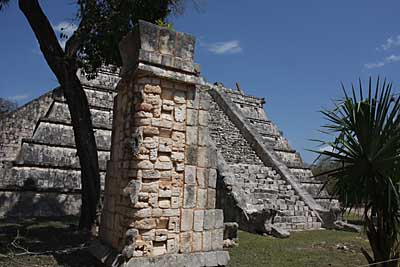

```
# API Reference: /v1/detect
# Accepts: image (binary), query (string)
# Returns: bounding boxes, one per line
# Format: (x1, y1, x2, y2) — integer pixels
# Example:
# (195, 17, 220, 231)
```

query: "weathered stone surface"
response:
(270, 225, 290, 238)
(333, 220, 361, 233)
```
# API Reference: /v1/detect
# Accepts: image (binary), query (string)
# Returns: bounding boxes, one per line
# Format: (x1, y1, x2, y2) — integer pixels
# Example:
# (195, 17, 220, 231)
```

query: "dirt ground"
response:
(0, 216, 103, 267)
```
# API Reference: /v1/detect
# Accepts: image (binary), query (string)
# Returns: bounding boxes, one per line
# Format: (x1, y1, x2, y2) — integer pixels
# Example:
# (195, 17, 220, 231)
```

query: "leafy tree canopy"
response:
(1, 0, 184, 78)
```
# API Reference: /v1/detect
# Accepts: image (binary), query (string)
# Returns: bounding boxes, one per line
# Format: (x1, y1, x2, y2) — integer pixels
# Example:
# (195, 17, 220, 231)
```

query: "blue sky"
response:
(1, 0, 400, 163)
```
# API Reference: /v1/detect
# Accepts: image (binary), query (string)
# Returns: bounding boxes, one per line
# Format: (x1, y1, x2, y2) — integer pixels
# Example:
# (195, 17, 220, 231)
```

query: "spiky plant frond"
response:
(315, 77, 400, 265)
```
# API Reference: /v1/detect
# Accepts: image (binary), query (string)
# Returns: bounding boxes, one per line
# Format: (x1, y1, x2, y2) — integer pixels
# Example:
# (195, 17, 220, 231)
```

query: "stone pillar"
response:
(99, 21, 229, 267)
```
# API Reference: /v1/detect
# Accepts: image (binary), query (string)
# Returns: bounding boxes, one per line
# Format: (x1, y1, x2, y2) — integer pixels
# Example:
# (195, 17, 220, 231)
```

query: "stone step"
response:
(32, 121, 111, 150)
(47, 101, 113, 129)
(38, 116, 112, 131)
(54, 87, 117, 110)
(16, 142, 109, 171)
(0, 164, 106, 191)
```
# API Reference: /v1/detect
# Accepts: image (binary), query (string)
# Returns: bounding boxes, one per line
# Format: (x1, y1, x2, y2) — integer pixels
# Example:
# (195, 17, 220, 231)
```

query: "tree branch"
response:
(18, 0, 67, 83)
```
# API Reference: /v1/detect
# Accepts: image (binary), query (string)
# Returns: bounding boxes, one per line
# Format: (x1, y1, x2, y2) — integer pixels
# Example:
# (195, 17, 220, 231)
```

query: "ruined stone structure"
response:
(0, 20, 338, 248)
(95, 21, 228, 266)
(0, 67, 119, 217)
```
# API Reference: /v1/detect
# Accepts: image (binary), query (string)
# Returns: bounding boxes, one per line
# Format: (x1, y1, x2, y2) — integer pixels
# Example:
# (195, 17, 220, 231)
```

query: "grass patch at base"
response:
(228, 230, 370, 267)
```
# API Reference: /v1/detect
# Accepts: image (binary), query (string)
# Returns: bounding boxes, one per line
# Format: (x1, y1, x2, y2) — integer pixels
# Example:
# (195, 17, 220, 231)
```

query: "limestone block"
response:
(186, 126, 198, 145)
(167, 238, 179, 254)
(198, 110, 208, 126)
(173, 122, 185, 132)
(152, 244, 167, 256)
(197, 147, 208, 168)
(174, 105, 186, 123)
(197, 168, 207, 188)
(186, 108, 198, 126)
(174, 91, 186, 104)
(183, 185, 196, 208)
(192, 232, 203, 252)
(181, 209, 194, 231)
(155, 229, 169, 242)
(168, 217, 180, 233)
(193, 210, 204, 232)
(163, 209, 180, 217)
(152, 208, 163, 217)
(211, 229, 224, 250)
(171, 196, 180, 209)
(161, 113, 173, 121)
(162, 100, 175, 111)
(143, 170, 161, 179)
(172, 131, 185, 151)
(207, 189, 216, 209)
(202, 231, 212, 251)
(152, 118, 173, 129)
(199, 92, 211, 111)
(185, 146, 198, 165)
(159, 189, 172, 198)
(171, 152, 184, 162)
(171, 187, 181, 197)
(208, 169, 217, 189)
(156, 217, 169, 229)
(135, 111, 153, 118)
(155, 161, 173, 170)
(197, 188, 207, 209)
(134, 218, 156, 230)
(122, 180, 142, 205)
(144, 94, 161, 106)
(184, 165, 196, 185)
(198, 127, 209, 147)
(179, 232, 192, 254)
(214, 209, 224, 229)
(144, 84, 162, 94)
(149, 193, 159, 208)
(137, 103, 153, 112)
(203, 210, 215, 230)
(134, 207, 152, 218)
(159, 199, 171, 209)
(136, 160, 154, 169)
(143, 137, 158, 149)
(142, 181, 159, 193)
(159, 137, 173, 152)
(142, 229, 156, 241)
(186, 88, 199, 109)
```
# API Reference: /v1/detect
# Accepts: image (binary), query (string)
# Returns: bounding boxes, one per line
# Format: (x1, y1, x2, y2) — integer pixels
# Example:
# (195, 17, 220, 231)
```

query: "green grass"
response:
(0, 217, 371, 267)
(228, 230, 370, 267)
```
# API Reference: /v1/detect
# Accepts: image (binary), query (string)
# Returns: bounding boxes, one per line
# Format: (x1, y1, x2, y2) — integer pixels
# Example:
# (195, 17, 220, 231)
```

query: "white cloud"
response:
(53, 21, 78, 49)
(364, 61, 385, 69)
(8, 94, 29, 102)
(364, 54, 400, 69)
(386, 54, 400, 62)
(381, 35, 400, 51)
(203, 40, 242, 54)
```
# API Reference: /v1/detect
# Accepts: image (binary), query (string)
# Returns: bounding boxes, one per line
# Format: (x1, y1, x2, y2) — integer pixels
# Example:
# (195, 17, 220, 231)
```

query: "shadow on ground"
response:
(0, 216, 103, 267)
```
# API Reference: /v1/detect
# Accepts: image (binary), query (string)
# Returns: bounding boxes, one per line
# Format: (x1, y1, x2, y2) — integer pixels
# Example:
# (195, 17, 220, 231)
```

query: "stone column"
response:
(98, 20, 229, 267)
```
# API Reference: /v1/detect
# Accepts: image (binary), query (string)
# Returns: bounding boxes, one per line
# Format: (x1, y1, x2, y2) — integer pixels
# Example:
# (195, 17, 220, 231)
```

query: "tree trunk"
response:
(19, 0, 100, 230)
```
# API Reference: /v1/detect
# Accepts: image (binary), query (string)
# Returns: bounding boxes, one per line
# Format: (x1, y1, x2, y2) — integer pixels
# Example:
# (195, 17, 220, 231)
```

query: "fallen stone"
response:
(334, 220, 361, 233)
(270, 225, 290, 239)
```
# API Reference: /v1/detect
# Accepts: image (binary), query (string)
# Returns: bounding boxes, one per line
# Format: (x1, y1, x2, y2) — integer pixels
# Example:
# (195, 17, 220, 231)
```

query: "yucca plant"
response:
(315, 78, 400, 267)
